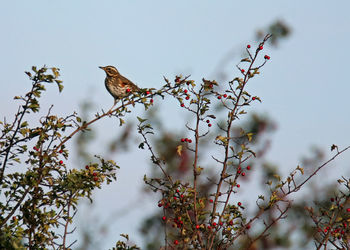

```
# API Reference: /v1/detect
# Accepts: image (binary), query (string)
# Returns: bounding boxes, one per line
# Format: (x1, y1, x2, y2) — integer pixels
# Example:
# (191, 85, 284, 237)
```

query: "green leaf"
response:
(137, 116, 147, 123)
(57, 83, 64, 93)
(21, 121, 28, 128)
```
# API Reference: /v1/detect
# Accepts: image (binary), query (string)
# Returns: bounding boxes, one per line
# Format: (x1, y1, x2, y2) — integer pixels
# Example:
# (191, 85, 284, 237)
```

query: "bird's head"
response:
(99, 66, 119, 77)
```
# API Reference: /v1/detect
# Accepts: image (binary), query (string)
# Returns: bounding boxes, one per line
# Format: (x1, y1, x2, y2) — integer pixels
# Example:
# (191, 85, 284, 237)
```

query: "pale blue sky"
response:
(1, 1, 350, 248)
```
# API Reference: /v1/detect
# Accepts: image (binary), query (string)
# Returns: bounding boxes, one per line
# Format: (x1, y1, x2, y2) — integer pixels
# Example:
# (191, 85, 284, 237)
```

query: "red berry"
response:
(150, 99, 154, 103)
(237, 184, 240, 188)
(241, 172, 246, 176)
(238, 202, 242, 206)
(184, 89, 188, 94)
(212, 222, 217, 226)
(206, 120, 210, 123)
(180, 194, 184, 198)
(196, 225, 200, 229)
(85, 165, 89, 170)
(208, 124, 212, 127)
(219, 221, 223, 226)
(241, 69, 245, 73)
(247, 45, 251, 49)
(93, 172, 97, 176)
(259, 45, 263, 50)
(126, 88, 131, 93)
(181, 138, 185, 142)
(146, 91, 150, 95)
(93, 176, 98, 181)
(181, 103, 184, 107)
(229, 221, 233, 226)
(185, 96, 190, 100)
(59, 160, 63, 165)
(33, 146, 39, 151)
(12, 216, 16, 221)
(247, 166, 251, 170)
(264, 55, 270, 60)
(175, 77, 180, 83)
(252, 97, 256, 100)
(246, 224, 251, 229)
(209, 199, 213, 203)
(176, 189, 180, 193)
(223, 94, 227, 98)
(162, 216, 166, 221)
(217, 96, 221, 100)
(188, 139, 192, 143)
(209, 84, 213, 88)
(330, 198, 334, 202)
(158, 203, 163, 207)
(347, 208, 350, 212)
(207, 225, 212, 230)
(59, 149, 63, 153)
(174, 240, 179, 245)
(237, 170, 241, 174)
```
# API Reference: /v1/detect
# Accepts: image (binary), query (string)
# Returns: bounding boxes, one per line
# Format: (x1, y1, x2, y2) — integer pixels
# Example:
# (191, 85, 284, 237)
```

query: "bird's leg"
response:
(108, 99, 118, 115)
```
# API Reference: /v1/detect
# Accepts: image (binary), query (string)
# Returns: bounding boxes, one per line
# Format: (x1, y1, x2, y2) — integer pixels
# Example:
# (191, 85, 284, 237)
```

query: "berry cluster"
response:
(85, 165, 99, 182)
(206, 119, 212, 127)
(180, 138, 192, 143)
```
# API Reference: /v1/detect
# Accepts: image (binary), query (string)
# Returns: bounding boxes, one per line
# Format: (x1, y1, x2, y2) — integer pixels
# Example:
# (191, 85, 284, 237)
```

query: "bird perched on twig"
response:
(99, 65, 140, 107)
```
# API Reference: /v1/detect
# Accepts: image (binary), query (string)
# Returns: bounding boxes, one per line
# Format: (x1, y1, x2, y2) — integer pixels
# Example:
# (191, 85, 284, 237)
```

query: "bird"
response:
(99, 65, 140, 107)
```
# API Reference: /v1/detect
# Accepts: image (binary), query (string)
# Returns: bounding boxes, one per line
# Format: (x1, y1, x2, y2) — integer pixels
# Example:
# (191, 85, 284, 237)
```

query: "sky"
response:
(1, 1, 350, 248)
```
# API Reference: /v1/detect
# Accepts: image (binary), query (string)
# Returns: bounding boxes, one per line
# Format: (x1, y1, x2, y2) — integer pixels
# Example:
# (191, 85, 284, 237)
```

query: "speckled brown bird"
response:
(99, 65, 140, 106)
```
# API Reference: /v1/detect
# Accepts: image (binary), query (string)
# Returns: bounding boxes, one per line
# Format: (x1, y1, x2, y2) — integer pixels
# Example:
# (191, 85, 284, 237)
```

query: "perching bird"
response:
(99, 65, 140, 107)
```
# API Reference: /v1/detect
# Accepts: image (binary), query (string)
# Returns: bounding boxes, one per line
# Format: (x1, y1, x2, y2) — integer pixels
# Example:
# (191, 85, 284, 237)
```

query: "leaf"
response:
(57, 83, 64, 93)
(337, 179, 344, 184)
(137, 116, 147, 123)
(176, 145, 182, 156)
(76, 117, 82, 123)
(119, 118, 125, 126)
(246, 132, 253, 142)
(258, 195, 265, 200)
(216, 136, 228, 145)
(21, 121, 28, 128)
(241, 57, 251, 63)
(296, 165, 304, 175)
(52, 67, 60, 78)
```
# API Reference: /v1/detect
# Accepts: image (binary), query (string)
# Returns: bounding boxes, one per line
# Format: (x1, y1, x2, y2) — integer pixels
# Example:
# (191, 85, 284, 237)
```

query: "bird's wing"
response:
(119, 75, 140, 91)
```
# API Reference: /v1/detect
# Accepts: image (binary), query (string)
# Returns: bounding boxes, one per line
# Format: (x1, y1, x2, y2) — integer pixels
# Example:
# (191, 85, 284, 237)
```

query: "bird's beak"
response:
(99, 66, 105, 70)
